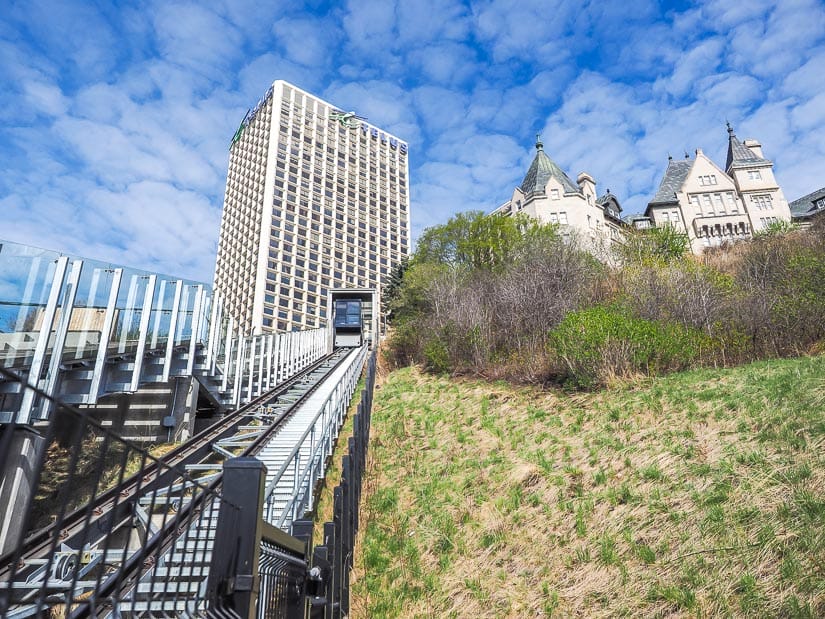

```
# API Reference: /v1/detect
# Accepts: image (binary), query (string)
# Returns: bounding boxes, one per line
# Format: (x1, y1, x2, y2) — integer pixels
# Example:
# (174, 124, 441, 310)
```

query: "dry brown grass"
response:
(348, 355, 825, 617)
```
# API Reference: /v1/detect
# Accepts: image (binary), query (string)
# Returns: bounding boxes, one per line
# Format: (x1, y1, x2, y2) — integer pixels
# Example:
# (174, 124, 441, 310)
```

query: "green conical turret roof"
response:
(520, 135, 579, 196)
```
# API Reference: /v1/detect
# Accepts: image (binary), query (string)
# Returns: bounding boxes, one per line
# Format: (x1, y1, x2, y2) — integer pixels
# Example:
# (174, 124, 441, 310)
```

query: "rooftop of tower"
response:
(519, 135, 579, 196)
(725, 122, 770, 171)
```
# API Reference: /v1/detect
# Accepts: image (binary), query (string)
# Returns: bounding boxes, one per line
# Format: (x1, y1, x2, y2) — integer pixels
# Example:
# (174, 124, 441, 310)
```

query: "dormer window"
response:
(550, 189, 560, 200)
(699, 174, 718, 186)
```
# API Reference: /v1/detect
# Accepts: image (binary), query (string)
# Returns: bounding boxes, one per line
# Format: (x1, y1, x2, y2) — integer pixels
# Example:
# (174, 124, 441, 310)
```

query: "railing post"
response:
(339, 455, 352, 617)
(331, 488, 343, 618)
(291, 519, 314, 619)
(207, 457, 267, 619)
(309, 545, 331, 619)
(321, 521, 336, 618)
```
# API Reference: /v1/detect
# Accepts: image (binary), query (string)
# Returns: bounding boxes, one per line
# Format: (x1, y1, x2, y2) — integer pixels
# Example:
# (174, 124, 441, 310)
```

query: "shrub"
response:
(384, 321, 424, 370)
(548, 304, 711, 388)
(422, 336, 451, 374)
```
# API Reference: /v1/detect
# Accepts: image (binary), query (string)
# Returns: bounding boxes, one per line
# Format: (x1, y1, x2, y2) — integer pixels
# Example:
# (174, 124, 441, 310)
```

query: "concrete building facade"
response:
(492, 137, 625, 256)
(645, 124, 792, 253)
(214, 80, 410, 335)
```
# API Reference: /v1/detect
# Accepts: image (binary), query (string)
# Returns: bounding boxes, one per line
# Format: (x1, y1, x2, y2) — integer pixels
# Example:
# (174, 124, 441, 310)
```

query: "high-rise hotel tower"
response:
(214, 81, 410, 335)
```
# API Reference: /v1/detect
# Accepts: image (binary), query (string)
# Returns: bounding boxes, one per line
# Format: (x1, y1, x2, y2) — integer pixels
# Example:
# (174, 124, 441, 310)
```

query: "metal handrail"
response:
(263, 346, 367, 527)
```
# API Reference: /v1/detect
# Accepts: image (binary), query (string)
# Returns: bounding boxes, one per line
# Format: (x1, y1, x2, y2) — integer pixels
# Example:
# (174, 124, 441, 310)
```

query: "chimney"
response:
(743, 139, 764, 159)
(577, 172, 595, 199)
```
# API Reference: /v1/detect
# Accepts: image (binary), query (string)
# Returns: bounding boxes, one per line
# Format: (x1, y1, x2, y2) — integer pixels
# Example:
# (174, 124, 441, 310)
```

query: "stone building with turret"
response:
(491, 136, 625, 256)
(644, 124, 792, 254)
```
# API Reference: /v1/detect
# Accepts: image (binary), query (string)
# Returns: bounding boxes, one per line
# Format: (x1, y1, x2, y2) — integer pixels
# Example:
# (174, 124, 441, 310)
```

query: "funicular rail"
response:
(0, 347, 358, 617)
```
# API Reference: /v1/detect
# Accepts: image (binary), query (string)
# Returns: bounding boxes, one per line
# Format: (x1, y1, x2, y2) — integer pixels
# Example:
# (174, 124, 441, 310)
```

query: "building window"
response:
(751, 194, 773, 210)
(689, 195, 701, 214)
(747, 170, 762, 180)
(713, 193, 725, 214)
(549, 212, 558, 224)
(702, 194, 713, 214)
(699, 174, 718, 186)
(550, 189, 560, 200)
(559, 212, 568, 224)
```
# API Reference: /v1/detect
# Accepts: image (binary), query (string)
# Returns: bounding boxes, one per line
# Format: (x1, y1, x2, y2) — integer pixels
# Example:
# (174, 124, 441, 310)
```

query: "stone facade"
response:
(492, 137, 624, 257)
(645, 125, 792, 254)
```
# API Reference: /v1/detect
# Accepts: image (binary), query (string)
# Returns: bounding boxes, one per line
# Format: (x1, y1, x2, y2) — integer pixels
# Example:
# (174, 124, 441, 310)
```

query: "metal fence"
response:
(0, 366, 230, 618)
(0, 240, 328, 423)
(309, 350, 376, 618)
(207, 350, 377, 619)
(0, 348, 378, 618)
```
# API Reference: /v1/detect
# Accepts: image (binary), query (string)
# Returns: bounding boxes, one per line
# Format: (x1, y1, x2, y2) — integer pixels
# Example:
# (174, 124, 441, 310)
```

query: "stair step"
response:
(168, 551, 212, 563)
(124, 600, 203, 612)
(152, 566, 211, 578)
(136, 580, 203, 594)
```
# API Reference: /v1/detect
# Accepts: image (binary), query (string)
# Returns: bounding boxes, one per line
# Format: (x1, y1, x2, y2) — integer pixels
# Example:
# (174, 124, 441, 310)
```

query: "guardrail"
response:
(264, 346, 368, 529)
(0, 240, 329, 423)
(0, 368, 232, 618)
(0, 345, 378, 618)
(208, 350, 377, 618)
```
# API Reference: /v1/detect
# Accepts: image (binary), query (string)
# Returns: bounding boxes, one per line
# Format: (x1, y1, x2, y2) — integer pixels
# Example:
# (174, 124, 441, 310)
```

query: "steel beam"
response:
(162, 280, 183, 382)
(17, 256, 68, 423)
(129, 275, 156, 392)
(41, 259, 83, 417)
(187, 285, 204, 376)
(87, 268, 123, 404)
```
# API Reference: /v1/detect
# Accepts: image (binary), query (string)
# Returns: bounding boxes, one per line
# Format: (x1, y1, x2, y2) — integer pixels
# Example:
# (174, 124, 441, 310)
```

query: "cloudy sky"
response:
(2, 0, 825, 282)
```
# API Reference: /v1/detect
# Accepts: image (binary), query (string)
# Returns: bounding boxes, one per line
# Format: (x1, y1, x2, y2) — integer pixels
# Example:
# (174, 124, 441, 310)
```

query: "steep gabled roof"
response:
(725, 123, 769, 171)
(789, 186, 825, 217)
(649, 158, 693, 206)
(597, 191, 623, 222)
(596, 191, 621, 210)
(520, 137, 579, 196)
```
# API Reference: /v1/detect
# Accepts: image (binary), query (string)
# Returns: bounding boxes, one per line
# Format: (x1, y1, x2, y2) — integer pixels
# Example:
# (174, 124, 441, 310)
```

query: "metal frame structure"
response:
(0, 241, 329, 424)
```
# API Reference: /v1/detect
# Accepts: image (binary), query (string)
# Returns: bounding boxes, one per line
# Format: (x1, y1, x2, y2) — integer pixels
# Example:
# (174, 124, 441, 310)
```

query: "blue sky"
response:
(2, 0, 825, 282)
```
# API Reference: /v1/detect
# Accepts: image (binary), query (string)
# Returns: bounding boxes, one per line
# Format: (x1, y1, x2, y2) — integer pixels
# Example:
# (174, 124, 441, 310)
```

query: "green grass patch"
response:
(349, 354, 825, 617)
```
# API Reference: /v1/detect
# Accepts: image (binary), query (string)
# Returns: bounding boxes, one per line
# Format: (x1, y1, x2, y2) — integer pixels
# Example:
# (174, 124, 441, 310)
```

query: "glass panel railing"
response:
(0, 239, 211, 373)
(0, 244, 59, 369)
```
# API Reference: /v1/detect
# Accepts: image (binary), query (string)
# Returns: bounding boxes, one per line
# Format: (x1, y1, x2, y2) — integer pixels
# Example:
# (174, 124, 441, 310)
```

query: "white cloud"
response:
(655, 38, 725, 98)
(152, 2, 243, 79)
(341, 0, 396, 55)
(3, 0, 825, 281)
(782, 49, 825, 98)
(473, 0, 579, 64)
(22, 79, 68, 117)
(272, 17, 338, 68)
(406, 43, 479, 85)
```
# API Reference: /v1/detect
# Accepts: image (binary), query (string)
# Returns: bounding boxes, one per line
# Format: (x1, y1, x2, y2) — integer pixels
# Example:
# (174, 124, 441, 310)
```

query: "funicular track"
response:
(0, 346, 361, 617)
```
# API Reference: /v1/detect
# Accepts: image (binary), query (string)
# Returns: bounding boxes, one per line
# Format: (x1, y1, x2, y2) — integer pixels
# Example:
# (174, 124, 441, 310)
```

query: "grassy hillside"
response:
(350, 356, 825, 617)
